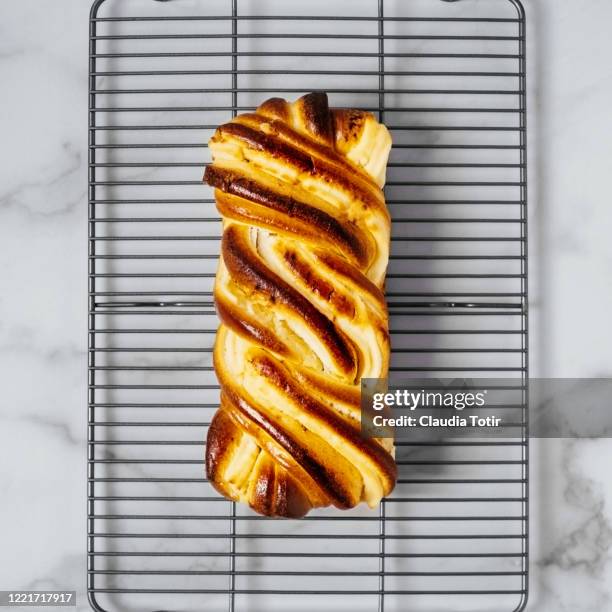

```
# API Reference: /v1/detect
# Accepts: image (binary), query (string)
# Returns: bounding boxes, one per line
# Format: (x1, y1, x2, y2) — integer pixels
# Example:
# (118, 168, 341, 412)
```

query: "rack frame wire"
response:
(88, 0, 529, 610)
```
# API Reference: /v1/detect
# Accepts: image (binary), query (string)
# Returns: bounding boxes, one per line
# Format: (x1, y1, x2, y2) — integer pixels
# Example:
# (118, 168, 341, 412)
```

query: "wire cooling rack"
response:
(88, 0, 528, 610)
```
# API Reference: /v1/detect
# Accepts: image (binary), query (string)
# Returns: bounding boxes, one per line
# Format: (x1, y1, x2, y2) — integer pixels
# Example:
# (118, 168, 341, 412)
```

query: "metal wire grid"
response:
(88, 0, 528, 611)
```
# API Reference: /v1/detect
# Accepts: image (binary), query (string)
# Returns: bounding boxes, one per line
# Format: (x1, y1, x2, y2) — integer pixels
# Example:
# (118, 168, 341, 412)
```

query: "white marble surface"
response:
(0, 0, 611, 611)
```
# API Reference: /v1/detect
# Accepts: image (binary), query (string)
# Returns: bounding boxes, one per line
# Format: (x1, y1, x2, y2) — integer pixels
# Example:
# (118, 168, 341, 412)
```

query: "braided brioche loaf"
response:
(204, 92, 395, 518)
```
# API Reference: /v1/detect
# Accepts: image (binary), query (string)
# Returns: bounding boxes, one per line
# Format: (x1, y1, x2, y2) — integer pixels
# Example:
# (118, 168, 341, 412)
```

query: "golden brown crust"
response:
(224, 387, 356, 510)
(252, 355, 396, 492)
(215, 294, 291, 357)
(205, 165, 370, 266)
(257, 97, 291, 123)
(204, 92, 394, 517)
(213, 116, 387, 216)
(297, 91, 335, 145)
(206, 403, 314, 519)
(333, 109, 368, 150)
(221, 224, 357, 377)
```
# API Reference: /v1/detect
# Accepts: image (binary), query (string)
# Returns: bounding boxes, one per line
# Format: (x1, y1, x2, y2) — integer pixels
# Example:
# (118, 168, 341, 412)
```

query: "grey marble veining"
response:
(0, 1, 611, 611)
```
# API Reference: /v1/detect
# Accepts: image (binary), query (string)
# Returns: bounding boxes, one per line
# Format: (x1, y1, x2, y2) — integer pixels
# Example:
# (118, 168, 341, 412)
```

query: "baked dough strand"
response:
(204, 92, 395, 518)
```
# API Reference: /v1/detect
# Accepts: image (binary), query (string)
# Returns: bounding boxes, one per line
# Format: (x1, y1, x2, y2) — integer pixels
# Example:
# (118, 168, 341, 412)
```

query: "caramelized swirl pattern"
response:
(204, 92, 395, 518)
